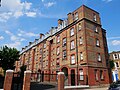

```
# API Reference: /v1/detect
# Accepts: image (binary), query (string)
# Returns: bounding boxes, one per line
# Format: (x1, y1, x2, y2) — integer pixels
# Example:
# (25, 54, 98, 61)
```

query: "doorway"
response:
(71, 69, 75, 85)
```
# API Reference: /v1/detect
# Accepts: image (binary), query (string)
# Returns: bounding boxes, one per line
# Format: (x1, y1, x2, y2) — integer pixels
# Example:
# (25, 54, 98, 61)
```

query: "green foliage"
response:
(109, 60, 115, 69)
(0, 45, 20, 74)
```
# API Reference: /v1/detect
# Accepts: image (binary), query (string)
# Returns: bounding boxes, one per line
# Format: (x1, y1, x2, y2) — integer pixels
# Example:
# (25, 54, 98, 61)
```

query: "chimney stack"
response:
(58, 19, 63, 25)
(40, 33, 44, 39)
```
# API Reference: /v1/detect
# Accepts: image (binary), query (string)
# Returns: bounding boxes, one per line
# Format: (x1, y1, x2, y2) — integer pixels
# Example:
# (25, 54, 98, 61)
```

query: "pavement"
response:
(30, 82, 108, 90)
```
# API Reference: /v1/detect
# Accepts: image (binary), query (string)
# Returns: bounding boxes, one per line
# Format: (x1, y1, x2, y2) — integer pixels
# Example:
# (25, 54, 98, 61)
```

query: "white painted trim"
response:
(58, 72, 64, 75)
(6, 70, 13, 72)
(64, 85, 89, 89)
(24, 71, 31, 73)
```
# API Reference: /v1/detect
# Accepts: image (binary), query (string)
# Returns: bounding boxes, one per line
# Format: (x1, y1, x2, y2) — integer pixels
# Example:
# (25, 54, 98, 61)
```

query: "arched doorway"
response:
(61, 67, 68, 85)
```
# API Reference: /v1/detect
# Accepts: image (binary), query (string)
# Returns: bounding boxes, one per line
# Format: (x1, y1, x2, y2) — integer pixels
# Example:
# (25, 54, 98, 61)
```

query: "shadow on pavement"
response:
(30, 82, 57, 90)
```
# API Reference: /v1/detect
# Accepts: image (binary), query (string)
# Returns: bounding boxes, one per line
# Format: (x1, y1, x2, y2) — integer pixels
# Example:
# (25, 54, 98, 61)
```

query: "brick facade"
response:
(15, 5, 110, 86)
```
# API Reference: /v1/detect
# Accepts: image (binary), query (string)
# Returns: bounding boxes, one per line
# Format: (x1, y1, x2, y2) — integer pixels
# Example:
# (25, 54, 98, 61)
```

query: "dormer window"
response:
(75, 12, 78, 20)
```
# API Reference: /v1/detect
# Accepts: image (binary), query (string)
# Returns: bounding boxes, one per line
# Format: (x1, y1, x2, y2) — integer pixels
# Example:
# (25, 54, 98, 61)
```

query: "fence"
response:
(30, 73, 58, 83)
(58, 72, 89, 90)
(11, 72, 24, 90)
(64, 74, 88, 86)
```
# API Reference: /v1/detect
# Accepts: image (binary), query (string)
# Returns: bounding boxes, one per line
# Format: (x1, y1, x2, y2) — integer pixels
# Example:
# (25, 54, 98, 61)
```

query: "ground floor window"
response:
(79, 69, 84, 80)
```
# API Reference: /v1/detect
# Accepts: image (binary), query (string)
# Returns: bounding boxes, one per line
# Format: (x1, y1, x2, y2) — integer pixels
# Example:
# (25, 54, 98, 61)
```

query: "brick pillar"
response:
(4, 70, 14, 90)
(58, 72, 64, 90)
(22, 71, 31, 90)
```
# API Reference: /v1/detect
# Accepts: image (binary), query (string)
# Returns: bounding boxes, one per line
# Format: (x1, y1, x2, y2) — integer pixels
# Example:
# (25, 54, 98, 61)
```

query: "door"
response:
(71, 69, 75, 85)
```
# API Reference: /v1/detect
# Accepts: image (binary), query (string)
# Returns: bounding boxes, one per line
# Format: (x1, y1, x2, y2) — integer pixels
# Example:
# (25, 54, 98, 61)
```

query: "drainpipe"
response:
(75, 21, 79, 85)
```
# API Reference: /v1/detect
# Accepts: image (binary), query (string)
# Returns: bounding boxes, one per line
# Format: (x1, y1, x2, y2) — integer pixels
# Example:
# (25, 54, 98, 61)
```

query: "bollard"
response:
(22, 71, 31, 90)
(4, 70, 14, 90)
(58, 72, 64, 90)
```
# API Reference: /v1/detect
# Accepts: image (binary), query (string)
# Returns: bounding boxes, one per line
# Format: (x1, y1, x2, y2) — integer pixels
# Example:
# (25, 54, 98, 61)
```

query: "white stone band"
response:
(58, 72, 64, 75)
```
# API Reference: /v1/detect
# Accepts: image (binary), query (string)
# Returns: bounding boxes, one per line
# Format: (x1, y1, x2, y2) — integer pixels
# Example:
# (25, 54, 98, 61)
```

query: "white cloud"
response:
(18, 29, 39, 37)
(0, 36, 4, 40)
(5, 41, 21, 49)
(5, 30, 26, 41)
(44, 2, 56, 8)
(107, 36, 120, 40)
(102, 0, 112, 2)
(111, 40, 120, 45)
(41, 0, 45, 2)
(25, 12, 37, 17)
(0, 0, 36, 22)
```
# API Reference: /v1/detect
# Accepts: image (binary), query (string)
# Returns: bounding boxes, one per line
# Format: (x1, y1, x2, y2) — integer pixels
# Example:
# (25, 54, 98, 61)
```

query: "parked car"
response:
(108, 80, 120, 90)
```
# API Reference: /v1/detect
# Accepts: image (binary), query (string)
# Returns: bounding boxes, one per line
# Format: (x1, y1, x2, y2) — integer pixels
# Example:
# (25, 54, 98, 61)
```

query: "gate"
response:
(0, 74, 4, 89)
(11, 72, 23, 90)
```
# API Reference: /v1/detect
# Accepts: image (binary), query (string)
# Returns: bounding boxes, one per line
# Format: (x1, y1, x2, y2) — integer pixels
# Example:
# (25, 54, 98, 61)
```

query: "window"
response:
(56, 58, 60, 66)
(57, 47, 60, 55)
(93, 14, 97, 21)
(71, 40, 75, 50)
(75, 12, 78, 20)
(79, 69, 84, 80)
(80, 37, 83, 45)
(98, 53, 101, 62)
(63, 38, 66, 46)
(94, 26, 98, 33)
(63, 50, 66, 59)
(44, 43, 46, 48)
(70, 28, 74, 36)
(57, 35, 60, 43)
(78, 23, 82, 31)
(100, 70, 104, 80)
(80, 52, 83, 60)
(113, 54, 118, 60)
(116, 62, 119, 67)
(95, 69, 98, 81)
(46, 60, 48, 66)
(71, 55, 75, 64)
(96, 39, 100, 47)
(40, 48, 42, 54)
(43, 51, 46, 58)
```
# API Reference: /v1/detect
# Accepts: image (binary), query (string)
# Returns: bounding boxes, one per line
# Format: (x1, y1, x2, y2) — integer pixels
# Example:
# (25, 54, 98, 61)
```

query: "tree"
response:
(109, 60, 115, 69)
(0, 46, 20, 74)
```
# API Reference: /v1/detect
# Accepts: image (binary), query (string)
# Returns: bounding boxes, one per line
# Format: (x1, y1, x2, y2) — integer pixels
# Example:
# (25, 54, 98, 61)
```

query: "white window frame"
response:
(80, 37, 83, 45)
(71, 55, 75, 64)
(80, 69, 84, 80)
(63, 50, 66, 59)
(56, 58, 59, 66)
(96, 39, 100, 46)
(57, 47, 60, 55)
(98, 53, 101, 61)
(100, 70, 104, 80)
(116, 62, 119, 67)
(57, 36, 60, 43)
(78, 23, 82, 31)
(80, 52, 83, 60)
(44, 43, 46, 48)
(70, 28, 74, 36)
(95, 26, 98, 33)
(75, 12, 78, 20)
(63, 38, 66, 46)
(93, 14, 97, 21)
(95, 70, 98, 81)
(71, 40, 75, 49)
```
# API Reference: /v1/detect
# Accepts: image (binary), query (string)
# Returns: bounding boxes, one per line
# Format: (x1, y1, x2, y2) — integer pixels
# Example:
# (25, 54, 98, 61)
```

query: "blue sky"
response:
(0, 0, 120, 53)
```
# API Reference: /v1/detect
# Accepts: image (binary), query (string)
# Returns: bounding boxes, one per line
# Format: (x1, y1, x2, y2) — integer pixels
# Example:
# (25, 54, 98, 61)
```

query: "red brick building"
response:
(15, 5, 110, 86)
